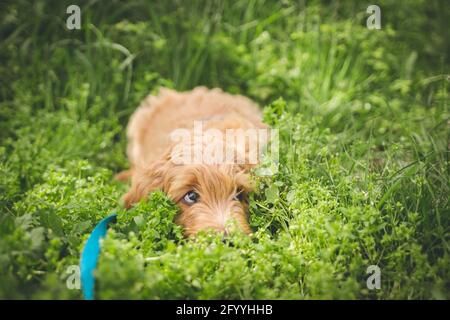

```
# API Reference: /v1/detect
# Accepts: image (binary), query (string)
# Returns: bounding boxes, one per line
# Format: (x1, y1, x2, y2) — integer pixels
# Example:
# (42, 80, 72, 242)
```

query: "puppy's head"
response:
(123, 160, 253, 236)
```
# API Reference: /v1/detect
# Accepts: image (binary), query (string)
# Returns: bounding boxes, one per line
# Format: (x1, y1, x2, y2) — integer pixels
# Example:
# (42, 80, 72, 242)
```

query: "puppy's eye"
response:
(233, 189, 245, 202)
(183, 191, 199, 205)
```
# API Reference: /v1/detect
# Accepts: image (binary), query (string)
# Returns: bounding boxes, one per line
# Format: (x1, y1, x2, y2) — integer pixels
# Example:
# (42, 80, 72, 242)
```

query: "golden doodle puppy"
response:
(118, 87, 271, 236)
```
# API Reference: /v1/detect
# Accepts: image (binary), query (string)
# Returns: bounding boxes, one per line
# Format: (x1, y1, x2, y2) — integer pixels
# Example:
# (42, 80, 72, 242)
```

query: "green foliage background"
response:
(0, 0, 448, 299)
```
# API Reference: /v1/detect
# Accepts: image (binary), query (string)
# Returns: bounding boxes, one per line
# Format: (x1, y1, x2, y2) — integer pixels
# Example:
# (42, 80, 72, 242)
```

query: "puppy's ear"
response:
(122, 160, 171, 208)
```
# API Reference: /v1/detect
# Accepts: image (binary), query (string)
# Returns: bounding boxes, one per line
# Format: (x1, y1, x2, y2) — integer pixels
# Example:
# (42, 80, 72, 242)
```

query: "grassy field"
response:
(0, 0, 448, 299)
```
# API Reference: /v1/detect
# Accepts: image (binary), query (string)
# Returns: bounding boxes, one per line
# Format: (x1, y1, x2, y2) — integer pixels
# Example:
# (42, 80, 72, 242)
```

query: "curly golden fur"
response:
(118, 87, 267, 236)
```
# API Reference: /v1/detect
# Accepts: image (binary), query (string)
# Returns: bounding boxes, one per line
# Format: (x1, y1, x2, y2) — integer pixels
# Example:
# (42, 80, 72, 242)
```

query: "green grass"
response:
(0, 0, 448, 299)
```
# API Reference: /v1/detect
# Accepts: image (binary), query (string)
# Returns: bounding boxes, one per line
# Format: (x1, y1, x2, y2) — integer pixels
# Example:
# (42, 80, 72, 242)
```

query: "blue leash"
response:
(80, 213, 117, 300)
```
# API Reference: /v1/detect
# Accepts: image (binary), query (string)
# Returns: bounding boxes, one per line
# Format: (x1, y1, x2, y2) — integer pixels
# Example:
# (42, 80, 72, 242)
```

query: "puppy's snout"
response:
(221, 228, 235, 245)
(214, 224, 230, 237)
(177, 199, 251, 237)
(220, 227, 231, 241)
